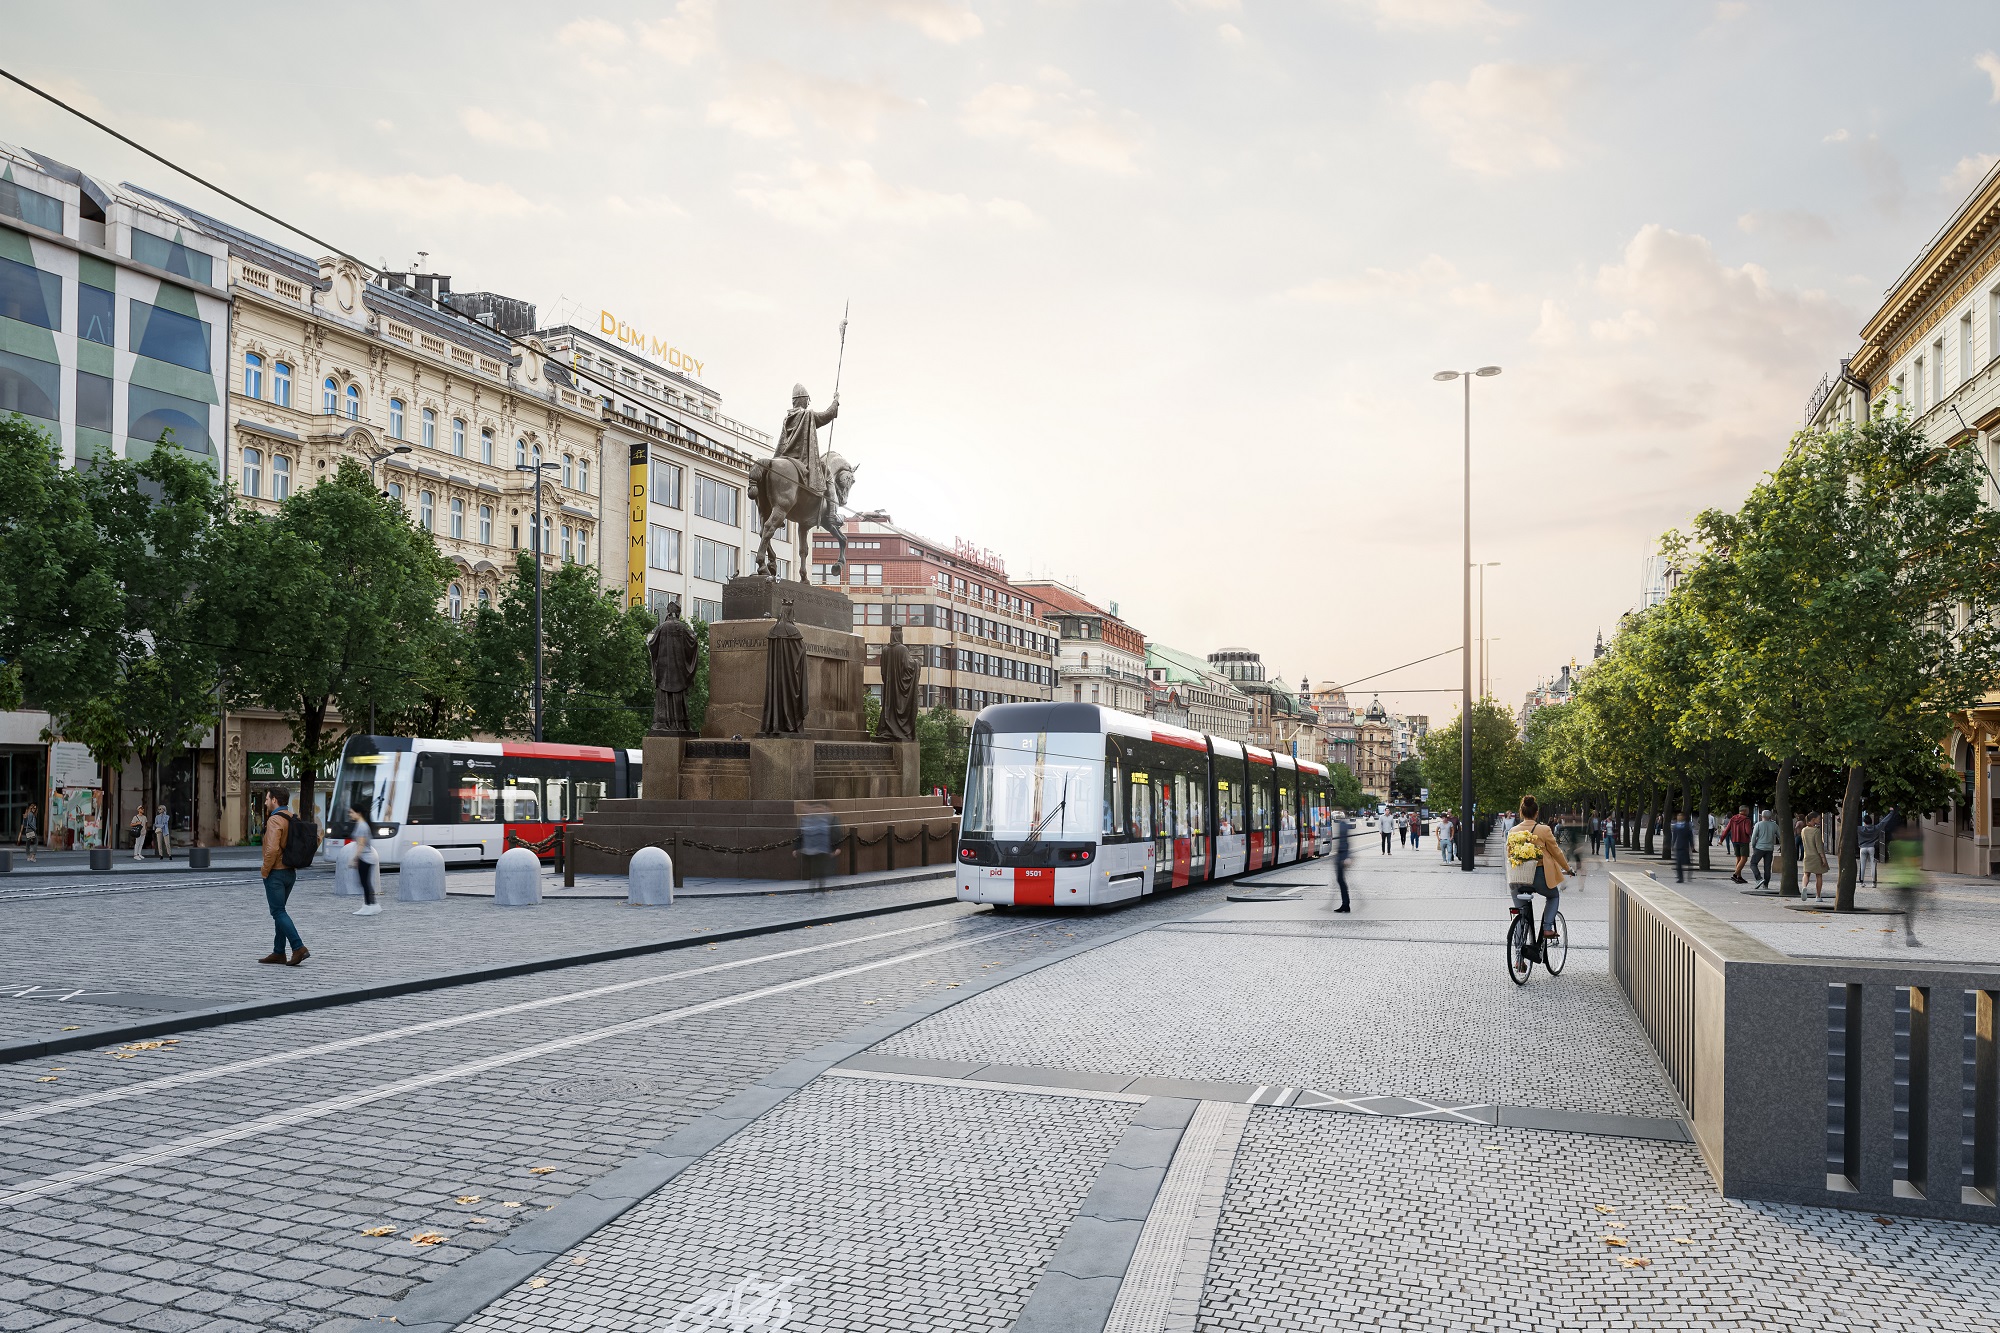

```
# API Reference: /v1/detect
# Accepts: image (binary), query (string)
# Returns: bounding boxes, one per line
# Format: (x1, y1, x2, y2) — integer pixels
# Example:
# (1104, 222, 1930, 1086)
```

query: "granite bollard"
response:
(628, 846, 674, 906)
(494, 846, 543, 907)
(331, 858, 362, 897)
(398, 844, 447, 902)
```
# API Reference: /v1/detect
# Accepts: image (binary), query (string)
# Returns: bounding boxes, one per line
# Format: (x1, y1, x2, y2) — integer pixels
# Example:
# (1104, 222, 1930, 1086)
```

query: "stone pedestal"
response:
(643, 734, 685, 804)
(892, 740, 921, 795)
(723, 575, 855, 632)
(751, 738, 816, 801)
(703, 619, 866, 742)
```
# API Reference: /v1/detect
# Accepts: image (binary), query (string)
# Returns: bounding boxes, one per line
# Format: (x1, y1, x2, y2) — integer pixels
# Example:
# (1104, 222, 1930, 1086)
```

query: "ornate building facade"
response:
(1016, 579, 1148, 715)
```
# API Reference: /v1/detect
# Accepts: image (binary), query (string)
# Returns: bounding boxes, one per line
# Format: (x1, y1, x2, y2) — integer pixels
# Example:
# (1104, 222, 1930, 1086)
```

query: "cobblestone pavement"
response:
(0, 881, 1233, 1332)
(1201, 1108, 2000, 1332)
(461, 1077, 1132, 1333)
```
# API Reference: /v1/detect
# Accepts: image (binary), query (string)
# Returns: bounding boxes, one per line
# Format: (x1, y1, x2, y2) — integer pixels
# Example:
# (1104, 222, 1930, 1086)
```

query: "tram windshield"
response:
(330, 743, 413, 836)
(964, 730, 1102, 841)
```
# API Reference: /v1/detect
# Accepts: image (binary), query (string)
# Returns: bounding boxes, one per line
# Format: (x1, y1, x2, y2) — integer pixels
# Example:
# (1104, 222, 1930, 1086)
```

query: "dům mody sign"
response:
(600, 310, 704, 379)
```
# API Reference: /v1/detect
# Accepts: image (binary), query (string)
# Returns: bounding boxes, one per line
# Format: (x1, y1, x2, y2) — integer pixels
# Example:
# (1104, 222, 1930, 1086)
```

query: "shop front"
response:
(244, 751, 340, 844)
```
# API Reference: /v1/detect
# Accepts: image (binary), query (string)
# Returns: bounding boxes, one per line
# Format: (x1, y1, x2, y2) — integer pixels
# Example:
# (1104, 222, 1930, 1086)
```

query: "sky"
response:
(6, 0, 2000, 721)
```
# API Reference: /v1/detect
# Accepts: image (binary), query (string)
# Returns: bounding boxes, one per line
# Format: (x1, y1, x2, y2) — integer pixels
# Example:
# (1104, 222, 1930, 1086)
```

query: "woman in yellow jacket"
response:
(1506, 795, 1573, 951)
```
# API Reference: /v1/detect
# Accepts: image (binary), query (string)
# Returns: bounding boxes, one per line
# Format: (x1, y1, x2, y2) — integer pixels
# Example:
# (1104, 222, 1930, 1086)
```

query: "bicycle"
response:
(1505, 890, 1567, 984)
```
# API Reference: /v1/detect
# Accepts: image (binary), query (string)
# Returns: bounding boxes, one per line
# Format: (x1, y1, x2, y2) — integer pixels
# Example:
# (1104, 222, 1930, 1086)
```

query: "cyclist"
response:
(1505, 795, 1571, 958)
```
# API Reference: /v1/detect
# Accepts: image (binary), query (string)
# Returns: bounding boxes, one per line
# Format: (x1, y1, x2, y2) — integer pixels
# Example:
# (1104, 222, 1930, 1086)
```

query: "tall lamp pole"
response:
(1435, 365, 1501, 871)
(1476, 561, 1500, 699)
(517, 460, 562, 741)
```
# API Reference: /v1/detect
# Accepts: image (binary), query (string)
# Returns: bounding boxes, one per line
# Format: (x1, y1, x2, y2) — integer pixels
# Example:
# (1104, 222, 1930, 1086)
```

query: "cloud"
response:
(601, 192, 688, 220)
(305, 170, 551, 221)
(557, 17, 624, 47)
(1340, 0, 1518, 31)
(1410, 62, 1578, 176)
(1736, 208, 1835, 244)
(1978, 51, 2000, 102)
(738, 159, 998, 228)
(828, 0, 984, 42)
(1284, 254, 1496, 308)
(1712, 1, 1747, 19)
(1943, 153, 1999, 196)
(1823, 128, 1849, 143)
(1217, 23, 1245, 43)
(638, 0, 716, 65)
(708, 63, 919, 141)
(459, 107, 551, 150)
(961, 77, 1144, 174)
(982, 197, 1041, 228)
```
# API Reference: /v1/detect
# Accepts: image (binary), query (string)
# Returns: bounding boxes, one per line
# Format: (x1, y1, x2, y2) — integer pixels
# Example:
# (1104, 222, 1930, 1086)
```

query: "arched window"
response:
(478, 587, 491, 609)
(561, 524, 573, 561)
(448, 583, 463, 620)
(242, 446, 263, 498)
(578, 456, 590, 494)
(243, 352, 263, 399)
(388, 481, 403, 503)
(532, 442, 542, 469)
(345, 384, 360, 420)
(272, 453, 291, 500)
(323, 377, 338, 414)
(515, 437, 527, 468)
(1082, 652, 1090, 669)
(421, 408, 436, 449)
(576, 528, 589, 564)
(544, 516, 554, 556)
(273, 361, 291, 408)
(451, 418, 465, 457)
(478, 503, 492, 545)
(562, 454, 574, 489)
(480, 428, 493, 465)
(449, 497, 464, 539)
(389, 398, 405, 439)
(529, 516, 540, 554)
(418, 490, 434, 530)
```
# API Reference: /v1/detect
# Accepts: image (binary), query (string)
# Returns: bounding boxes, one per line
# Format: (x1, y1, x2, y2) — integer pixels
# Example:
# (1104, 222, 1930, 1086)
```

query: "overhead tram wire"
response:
(0, 65, 366, 270)
(1327, 646, 1461, 693)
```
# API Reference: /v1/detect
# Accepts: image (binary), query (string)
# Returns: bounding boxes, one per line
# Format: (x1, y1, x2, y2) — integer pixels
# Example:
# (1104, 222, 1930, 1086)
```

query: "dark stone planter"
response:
(0, 849, 11, 873)
(188, 846, 212, 869)
(88, 848, 112, 871)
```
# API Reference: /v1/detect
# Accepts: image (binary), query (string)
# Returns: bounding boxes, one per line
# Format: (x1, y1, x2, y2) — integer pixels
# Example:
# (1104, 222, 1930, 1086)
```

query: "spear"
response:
(824, 299, 849, 453)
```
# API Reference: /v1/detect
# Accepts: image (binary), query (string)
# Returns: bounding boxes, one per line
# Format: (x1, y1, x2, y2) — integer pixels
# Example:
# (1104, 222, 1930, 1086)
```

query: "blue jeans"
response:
(1516, 887, 1560, 938)
(1750, 847, 1773, 887)
(264, 869, 302, 953)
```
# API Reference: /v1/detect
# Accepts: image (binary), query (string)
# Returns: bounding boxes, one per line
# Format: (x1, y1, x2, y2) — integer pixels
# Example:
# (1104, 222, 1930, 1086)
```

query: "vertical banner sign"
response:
(628, 442, 648, 608)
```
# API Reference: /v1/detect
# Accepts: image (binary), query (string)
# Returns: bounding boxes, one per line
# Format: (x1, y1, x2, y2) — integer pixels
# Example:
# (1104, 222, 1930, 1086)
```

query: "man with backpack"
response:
(260, 789, 315, 966)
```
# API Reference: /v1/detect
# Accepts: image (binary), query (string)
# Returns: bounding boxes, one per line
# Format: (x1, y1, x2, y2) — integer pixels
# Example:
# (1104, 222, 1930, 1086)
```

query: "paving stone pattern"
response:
(1199, 1107, 2000, 1332)
(878, 927, 1684, 1116)
(460, 1078, 1131, 1333)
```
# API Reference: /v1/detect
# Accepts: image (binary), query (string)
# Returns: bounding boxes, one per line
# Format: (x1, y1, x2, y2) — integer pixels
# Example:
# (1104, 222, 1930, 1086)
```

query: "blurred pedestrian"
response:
(799, 803, 838, 890)
(1723, 805, 1752, 883)
(1379, 811, 1393, 855)
(1671, 809, 1693, 883)
(1440, 814, 1456, 863)
(1397, 813, 1408, 847)
(153, 804, 172, 860)
(1799, 812, 1829, 901)
(1885, 815, 1924, 946)
(1749, 807, 1777, 889)
(129, 803, 148, 860)
(348, 804, 381, 916)
(17, 802, 38, 863)
(1410, 812, 1424, 851)
(1330, 813, 1352, 913)
(259, 790, 309, 966)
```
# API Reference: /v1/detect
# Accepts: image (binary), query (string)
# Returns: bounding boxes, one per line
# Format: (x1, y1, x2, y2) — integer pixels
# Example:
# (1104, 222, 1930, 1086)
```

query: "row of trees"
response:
(0, 418, 978, 823)
(1412, 407, 2000, 911)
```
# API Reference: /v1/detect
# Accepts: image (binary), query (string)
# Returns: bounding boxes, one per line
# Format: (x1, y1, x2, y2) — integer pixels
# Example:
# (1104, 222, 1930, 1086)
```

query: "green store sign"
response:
(246, 752, 340, 783)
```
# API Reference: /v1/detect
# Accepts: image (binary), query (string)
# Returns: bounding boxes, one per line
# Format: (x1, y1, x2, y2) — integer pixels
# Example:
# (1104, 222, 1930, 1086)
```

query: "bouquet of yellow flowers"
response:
(1506, 826, 1541, 865)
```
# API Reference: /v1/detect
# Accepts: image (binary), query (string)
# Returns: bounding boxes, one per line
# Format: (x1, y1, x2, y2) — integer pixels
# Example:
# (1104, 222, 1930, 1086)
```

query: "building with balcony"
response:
(1208, 649, 1321, 759)
(1144, 645, 1251, 741)
(1355, 696, 1395, 800)
(1305, 682, 1360, 778)
(1013, 579, 1147, 715)
(809, 517, 1057, 721)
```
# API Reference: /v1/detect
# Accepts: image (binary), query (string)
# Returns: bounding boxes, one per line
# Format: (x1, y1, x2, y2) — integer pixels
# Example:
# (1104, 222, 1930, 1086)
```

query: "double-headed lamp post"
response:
(1434, 365, 1501, 871)
(366, 443, 413, 495)
(517, 460, 562, 742)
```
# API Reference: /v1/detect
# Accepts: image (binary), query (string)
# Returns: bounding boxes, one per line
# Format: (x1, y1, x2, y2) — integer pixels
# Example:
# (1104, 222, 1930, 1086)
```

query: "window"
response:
(390, 398, 405, 439)
(0, 176, 63, 231)
(1934, 339, 1946, 404)
(1914, 357, 1927, 413)
(128, 300, 210, 371)
(419, 490, 434, 530)
(649, 525, 682, 572)
(693, 474, 738, 524)
(273, 453, 291, 500)
(78, 283, 113, 345)
(478, 587, 491, 609)
(479, 504, 493, 544)
(516, 437, 528, 467)
(693, 535, 738, 582)
(532, 442, 542, 471)
(651, 457, 683, 507)
(388, 481, 403, 503)
(562, 524, 573, 561)
(856, 564, 883, 586)
(243, 352, 263, 399)
(577, 529, 589, 564)
(346, 384, 360, 420)
(422, 408, 436, 449)
(273, 361, 291, 407)
(562, 454, 575, 488)
(242, 447, 263, 498)
(450, 497, 464, 539)
(481, 428, 493, 464)
(1962, 314, 1975, 385)
(450, 417, 464, 456)
(543, 516, 554, 556)
(128, 386, 211, 453)
(511, 523, 519, 549)
(323, 377, 339, 414)
(130, 230, 213, 285)
(578, 456, 590, 494)
(448, 583, 463, 620)
(692, 597, 723, 624)
(76, 369, 111, 434)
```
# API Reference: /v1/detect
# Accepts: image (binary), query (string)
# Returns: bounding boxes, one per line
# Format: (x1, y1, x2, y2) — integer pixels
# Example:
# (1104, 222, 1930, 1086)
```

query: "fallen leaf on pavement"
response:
(1619, 1257, 1651, 1268)
(528, 1167, 556, 1175)
(35, 1076, 56, 1083)
(1606, 1222, 1627, 1230)
(1601, 1237, 1627, 1247)
(501, 1201, 523, 1208)
(1594, 1205, 1617, 1214)
(1673, 1237, 1694, 1244)
(571, 1258, 587, 1265)
(455, 1196, 481, 1205)
(411, 1232, 447, 1246)
(1666, 1204, 1687, 1211)
(362, 1226, 396, 1237)
(112, 1053, 138, 1060)
(1481, 1145, 1500, 1151)
(526, 1278, 548, 1289)
(118, 1040, 178, 1051)
(470, 1218, 489, 1224)
(59, 1026, 79, 1031)
(945, 983, 961, 989)
(1873, 1216, 1893, 1225)
(861, 1000, 878, 1005)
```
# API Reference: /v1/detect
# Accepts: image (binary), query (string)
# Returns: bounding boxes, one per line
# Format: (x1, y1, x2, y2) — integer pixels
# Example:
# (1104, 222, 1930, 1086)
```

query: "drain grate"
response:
(530, 1076, 665, 1104)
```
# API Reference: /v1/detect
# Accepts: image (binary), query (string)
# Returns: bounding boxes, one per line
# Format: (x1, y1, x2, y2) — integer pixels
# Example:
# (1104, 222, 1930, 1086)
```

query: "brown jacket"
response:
(1517, 819, 1572, 888)
(261, 809, 290, 877)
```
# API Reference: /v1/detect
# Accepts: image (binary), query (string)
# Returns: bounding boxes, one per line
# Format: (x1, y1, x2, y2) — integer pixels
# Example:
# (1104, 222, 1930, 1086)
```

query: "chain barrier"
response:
(505, 829, 565, 855)
(570, 834, 801, 860)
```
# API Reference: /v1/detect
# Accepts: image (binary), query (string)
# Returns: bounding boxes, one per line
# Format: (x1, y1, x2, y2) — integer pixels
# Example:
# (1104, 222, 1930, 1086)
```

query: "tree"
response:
(1391, 757, 1425, 802)
(0, 417, 120, 716)
(362, 614, 475, 739)
(917, 705, 969, 800)
(210, 460, 455, 817)
(468, 553, 654, 747)
(1326, 761, 1366, 812)
(1417, 699, 1530, 827)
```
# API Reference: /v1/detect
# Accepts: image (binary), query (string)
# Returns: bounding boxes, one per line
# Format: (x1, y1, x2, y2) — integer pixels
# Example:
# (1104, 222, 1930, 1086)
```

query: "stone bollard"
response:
(398, 844, 447, 902)
(332, 856, 363, 897)
(188, 846, 211, 870)
(88, 848, 111, 871)
(628, 846, 674, 906)
(493, 846, 542, 907)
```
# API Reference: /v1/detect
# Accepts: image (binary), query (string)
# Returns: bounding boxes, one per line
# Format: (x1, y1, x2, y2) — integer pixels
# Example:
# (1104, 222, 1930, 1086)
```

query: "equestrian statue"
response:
(749, 382, 856, 581)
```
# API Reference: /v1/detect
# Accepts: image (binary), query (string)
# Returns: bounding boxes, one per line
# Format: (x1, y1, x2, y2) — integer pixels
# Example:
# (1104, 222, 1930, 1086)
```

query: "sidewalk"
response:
(0, 844, 264, 875)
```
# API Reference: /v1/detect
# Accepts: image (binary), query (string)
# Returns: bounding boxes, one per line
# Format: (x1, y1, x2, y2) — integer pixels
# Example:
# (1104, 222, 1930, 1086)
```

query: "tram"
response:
(956, 702, 1335, 909)
(323, 735, 644, 868)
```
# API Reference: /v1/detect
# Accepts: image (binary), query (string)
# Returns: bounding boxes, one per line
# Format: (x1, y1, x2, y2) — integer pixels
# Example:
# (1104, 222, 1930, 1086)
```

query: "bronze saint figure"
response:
(875, 623, 922, 743)
(646, 600, 701, 735)
(760, 599, 808, 736)
(748, 383, 858, 581)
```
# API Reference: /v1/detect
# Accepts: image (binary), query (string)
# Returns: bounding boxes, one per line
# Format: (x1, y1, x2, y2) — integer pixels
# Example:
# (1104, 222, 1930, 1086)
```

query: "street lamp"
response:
(1435, 365, 1501, 871)
(517, 460, 563, 742)
(366, 443, 413, 495)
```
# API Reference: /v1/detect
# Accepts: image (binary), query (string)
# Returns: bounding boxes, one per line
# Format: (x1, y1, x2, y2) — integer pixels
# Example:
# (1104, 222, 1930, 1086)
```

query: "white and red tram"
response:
(956, 702, 1333, 909)
(324, 735, 643, 868)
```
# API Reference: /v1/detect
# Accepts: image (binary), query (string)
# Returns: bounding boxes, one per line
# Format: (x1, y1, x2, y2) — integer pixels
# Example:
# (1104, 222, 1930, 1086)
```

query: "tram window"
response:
(1278, 783, 1295, 833)
(1186, 775, 1205, 838)
(1129, 772, 1152, 839)
(501, 783, 543, 822)
(574, 780, 607, 818)
(408, 759, 438, 824)
(1104, 750, 1123, 837)
(1215, 779, 1241, 835)
(448, 764, 498, 823)
(1172, 774, 1190, 838)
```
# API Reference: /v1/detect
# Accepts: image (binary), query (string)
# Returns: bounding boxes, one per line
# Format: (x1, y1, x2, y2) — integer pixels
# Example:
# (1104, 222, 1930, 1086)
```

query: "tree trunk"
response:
(1835, 762, 1864, 912)
(1698, 769, 1713, 872)
(1640, 782, 1654, 854)
(300, 698, 326, 828)
(1776, 755, 1799, 897)
(1661, 775, 1681, 861)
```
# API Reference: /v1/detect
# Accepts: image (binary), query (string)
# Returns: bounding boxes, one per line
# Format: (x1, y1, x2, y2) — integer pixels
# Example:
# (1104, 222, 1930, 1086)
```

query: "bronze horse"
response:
(748, 450, 855, 581)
